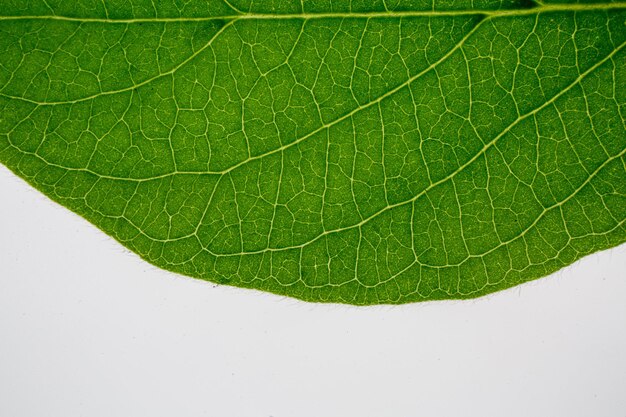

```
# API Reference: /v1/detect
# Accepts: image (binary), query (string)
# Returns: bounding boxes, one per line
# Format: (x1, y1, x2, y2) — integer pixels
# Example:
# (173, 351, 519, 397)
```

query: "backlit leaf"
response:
(1, 0, 625, 304)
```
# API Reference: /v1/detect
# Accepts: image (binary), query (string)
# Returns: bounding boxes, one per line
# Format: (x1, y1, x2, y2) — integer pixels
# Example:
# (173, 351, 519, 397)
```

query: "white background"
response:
(1, 165, 625, 417)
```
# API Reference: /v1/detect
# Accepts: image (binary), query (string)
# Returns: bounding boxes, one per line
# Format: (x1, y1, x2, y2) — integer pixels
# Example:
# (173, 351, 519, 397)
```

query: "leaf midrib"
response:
(1, 2, 626, 23)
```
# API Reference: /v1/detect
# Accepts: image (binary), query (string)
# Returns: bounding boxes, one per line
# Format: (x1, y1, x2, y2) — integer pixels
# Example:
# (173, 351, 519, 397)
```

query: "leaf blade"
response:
(1, 2, 625, 304)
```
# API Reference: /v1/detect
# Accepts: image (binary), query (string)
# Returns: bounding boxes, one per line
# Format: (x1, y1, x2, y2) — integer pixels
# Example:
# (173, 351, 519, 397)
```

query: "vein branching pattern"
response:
(1, 0, 625, 304)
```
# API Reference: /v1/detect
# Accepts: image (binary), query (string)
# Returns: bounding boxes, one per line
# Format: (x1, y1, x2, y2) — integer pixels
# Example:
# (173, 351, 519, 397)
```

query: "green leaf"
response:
(1, 0, 625, 305)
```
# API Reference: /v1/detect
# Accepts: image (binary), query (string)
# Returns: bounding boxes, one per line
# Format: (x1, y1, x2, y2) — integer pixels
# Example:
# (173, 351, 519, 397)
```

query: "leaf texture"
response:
(1, 0, 625, 304)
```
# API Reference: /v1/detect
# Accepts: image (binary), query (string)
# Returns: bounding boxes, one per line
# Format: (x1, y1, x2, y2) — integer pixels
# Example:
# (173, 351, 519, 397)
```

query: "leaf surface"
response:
(1, 0, 625, 304)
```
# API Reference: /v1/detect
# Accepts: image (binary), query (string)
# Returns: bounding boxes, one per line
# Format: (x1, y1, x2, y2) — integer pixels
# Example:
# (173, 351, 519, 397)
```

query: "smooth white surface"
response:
(1, 165, 625, 417)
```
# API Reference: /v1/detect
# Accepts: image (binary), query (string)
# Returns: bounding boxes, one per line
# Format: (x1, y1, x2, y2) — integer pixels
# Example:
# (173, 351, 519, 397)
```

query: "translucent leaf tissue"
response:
(1, 0, 625, 304)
